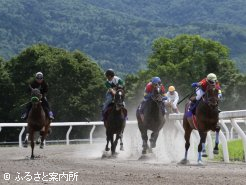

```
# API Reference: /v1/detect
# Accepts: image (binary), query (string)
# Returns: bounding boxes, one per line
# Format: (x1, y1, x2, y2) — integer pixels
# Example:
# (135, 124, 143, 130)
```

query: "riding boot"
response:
(43, 107, 54, 120)
(21, 102, 32, 120)
(41, 97, 54, 120)
(49, 111, 54, 120)
(189, 97, 198, 115)
(139, 101, 146, 122)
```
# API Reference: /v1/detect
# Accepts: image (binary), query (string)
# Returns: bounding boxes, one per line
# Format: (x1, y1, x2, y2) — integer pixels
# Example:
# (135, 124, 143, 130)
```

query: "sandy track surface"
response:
(0, 144, 246, 185)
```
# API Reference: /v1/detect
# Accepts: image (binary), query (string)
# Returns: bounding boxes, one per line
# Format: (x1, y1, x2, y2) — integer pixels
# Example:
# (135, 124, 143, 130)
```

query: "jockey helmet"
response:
(207, 73, 217, 84)
(151, 77, 161, 85)
(105, 69, 115, 77)
(35, 72, 43, 80)
(168, 86, 175, 92)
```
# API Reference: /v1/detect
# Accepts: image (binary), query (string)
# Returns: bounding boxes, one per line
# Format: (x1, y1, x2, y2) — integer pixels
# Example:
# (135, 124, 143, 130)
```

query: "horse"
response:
(136, 86, 165, 155)
(104, 88, 127, 156)
(181, 84, 220, 164)
(23, 88, 51, 159)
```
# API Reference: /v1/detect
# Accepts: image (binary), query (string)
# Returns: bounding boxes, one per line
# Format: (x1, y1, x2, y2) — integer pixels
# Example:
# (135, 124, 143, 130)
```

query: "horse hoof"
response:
(30, 156, 35, 160)
(23, 143, 28, 148)
(120, 147, 124, 151)
(179, 159, 189, 165)
(202, 153, 208, 157)
(105, 148, 110, 152)
(150, 141, 156, 148)
(112, 152, 119, 157)
(138, 155, 148, 160)
(40, 143, 44, 149)
(213, 149, 219, 155)
(142, 150, 147, 155)
(36, 140, 40, 145)
(148, 147, 153, 153)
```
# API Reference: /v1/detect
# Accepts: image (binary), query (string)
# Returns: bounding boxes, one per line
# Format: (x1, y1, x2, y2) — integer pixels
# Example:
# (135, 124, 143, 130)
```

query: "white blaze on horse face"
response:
(119, 91, 122, 96)
(157, 87, 160, 93)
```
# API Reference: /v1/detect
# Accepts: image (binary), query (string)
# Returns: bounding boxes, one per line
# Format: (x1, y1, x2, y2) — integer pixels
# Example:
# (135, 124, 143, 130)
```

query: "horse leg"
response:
(30, 130, 35, 159)
(202, 142, 207, 157)
(119, 132, 124, 151)
(138, 124, 148, 154)
(105, 130, 111, 151)
(110, 134, 115, 155)
(40, 129, 45, 149)
(150, 131, 159, 149)
(23, 133, 29, 148)
(213, 125, 220, 154)
(198, 131, 207, 164)
(180, 119, 192, 164)
(40, 123, 49, 149)
(112, 134, 121, 156)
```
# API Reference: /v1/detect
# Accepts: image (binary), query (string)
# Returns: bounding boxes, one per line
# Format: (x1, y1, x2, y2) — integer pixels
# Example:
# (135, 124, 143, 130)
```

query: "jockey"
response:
(139, 77, 167, 119)
(21, 72, 54, 120)
(102, 69, 125, 118)
(190, 73, 222, 113)
(166, 86, 180, 113)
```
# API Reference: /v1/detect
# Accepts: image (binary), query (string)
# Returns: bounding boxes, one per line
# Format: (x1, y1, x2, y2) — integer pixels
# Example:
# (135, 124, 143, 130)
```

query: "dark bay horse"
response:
(136, 86, 165, 154)
(181, 84, 220, 164)
(23, 88, 51, 159)
(104, 88, 127, 156)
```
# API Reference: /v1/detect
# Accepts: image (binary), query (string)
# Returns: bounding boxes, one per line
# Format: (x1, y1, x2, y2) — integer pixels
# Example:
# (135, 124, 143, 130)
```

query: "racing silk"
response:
(29, 80, 48, 96)
(166, 91, 179, 105)
(105, 76, 124, 89)
(199, 78, 221, 92)
(144, 82, 165, 100)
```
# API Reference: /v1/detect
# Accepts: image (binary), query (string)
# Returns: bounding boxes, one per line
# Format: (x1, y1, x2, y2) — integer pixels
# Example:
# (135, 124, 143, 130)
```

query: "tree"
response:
(0, 58, 15, 122)
(125, 34, 246, 111)
(6, 44, 105, 122)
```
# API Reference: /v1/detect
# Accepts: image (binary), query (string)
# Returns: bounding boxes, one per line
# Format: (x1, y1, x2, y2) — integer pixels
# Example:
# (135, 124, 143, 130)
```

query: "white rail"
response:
(1, 110, 246, 163)
(0, 121, 137, 147)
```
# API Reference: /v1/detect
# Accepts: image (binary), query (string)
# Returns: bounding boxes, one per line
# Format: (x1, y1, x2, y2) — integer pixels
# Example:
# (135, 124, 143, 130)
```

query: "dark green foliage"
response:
(125, 35, 246, 111)
(1, 0, 246, 74)
(6, 44, 105, 122)
(0, 58, 15, 122)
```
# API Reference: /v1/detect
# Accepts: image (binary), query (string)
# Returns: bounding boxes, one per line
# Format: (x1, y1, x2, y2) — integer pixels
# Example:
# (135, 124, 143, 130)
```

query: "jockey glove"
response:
(191, 82, 199, 87)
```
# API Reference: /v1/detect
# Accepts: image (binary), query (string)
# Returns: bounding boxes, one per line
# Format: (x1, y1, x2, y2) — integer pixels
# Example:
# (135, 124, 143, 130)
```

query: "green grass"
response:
(214, 139, 245, 162)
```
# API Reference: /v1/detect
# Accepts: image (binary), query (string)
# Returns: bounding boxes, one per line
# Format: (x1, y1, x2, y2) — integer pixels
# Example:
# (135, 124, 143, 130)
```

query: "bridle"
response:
(151, 86, 163, 105)
(202, 84, 219, 108)
(114, 89, 125, 110)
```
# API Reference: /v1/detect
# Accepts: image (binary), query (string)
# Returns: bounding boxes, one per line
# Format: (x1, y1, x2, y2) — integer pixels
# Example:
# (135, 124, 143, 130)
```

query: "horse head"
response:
(151, 85, 163, 103)
(30, 88, 42, 107)
(114, 88, 125, 111)
(203, 84, 219, 109)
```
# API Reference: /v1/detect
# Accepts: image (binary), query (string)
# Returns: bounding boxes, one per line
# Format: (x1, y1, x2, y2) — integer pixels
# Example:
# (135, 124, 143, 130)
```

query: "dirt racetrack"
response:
(0, 143, 246, 185)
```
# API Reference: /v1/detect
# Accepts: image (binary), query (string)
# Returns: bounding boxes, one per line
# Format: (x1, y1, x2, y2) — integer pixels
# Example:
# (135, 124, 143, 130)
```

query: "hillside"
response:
(0, 0, 246, 73)
(85, 0, 246, 26)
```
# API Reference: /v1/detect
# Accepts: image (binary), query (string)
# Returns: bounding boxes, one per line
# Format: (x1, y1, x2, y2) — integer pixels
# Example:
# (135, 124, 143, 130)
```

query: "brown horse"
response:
(136, 86, 165, 155)
(104, 88, 127, 156)
(181, 84, 220, 164)
(23, 88, 51, 159)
